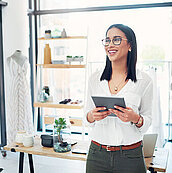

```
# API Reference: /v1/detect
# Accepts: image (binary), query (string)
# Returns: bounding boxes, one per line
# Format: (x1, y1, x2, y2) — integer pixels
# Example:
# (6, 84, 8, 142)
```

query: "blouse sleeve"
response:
(138, 79, 153, 134)
(83, 76, 96, 127)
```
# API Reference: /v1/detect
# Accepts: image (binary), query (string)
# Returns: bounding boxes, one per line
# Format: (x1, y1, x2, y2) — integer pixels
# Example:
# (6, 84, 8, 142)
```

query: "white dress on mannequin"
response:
(6, 50, 33, 144)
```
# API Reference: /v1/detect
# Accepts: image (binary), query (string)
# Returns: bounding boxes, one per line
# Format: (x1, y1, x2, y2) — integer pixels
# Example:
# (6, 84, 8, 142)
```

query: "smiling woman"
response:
(85, 24, 153, 173)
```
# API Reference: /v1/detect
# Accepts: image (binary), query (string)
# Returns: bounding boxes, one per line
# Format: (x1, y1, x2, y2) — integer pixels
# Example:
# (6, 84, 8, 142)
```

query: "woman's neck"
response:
(111, 61, 127, 77)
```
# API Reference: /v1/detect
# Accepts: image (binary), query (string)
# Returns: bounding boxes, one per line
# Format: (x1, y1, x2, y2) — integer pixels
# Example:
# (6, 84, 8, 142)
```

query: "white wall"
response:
(2, 0, 29, 143)
(2, 0, 29, 57)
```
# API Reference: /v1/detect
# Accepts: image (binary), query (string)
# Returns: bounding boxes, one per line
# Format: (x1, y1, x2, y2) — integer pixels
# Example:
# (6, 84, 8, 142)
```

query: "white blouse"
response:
(84, 68, 153, 146)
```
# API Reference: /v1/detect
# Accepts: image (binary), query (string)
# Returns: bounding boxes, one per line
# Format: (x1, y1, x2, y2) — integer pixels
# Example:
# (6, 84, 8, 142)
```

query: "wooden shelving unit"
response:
(34, 102, 83, 109)
(38, 36, 87, 40)
(36, 64, 85, 68)
(34, 35, 87, 135)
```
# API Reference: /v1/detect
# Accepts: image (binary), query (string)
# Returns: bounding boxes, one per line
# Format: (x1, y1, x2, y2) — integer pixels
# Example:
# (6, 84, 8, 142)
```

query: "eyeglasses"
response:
(102, 36, 128, 46)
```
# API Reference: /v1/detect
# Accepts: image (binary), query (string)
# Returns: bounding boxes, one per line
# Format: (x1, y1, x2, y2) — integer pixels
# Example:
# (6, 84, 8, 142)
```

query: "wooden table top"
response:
(4, 137, 169, 172)
(4, 137, 89, 161)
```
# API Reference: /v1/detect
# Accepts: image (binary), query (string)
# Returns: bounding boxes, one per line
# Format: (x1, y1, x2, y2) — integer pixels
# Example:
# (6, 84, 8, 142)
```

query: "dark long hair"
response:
(100, 24, 137, 82)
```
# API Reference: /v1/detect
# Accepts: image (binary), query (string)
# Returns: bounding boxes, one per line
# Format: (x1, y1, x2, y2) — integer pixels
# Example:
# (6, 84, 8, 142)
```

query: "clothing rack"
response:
(138, 60, 172, 143)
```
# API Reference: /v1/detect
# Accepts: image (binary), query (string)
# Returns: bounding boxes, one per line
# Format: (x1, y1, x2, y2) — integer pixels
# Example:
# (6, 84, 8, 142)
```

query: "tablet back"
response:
(91, 96, 126, 116)
(91, 96, 126, 109)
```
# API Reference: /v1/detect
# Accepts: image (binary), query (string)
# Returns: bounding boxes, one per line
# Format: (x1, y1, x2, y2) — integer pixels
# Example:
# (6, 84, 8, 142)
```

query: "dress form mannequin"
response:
(9, 50, 27, 67)
(6, 50, 33, 144)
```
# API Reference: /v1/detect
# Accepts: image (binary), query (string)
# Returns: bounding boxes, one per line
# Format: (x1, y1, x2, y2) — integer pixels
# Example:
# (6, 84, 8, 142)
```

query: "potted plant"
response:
(53, 118, 71, 152)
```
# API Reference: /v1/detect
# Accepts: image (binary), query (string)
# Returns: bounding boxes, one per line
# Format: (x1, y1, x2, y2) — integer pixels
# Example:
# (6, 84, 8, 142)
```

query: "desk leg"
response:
(19, 152, 24, 173)
(148, 167, 157, 173)
(28, 154, 34, 173)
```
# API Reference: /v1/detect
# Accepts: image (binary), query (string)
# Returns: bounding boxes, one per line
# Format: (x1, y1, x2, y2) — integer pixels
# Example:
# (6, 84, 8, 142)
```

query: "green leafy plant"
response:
(54, 118, 67, 143)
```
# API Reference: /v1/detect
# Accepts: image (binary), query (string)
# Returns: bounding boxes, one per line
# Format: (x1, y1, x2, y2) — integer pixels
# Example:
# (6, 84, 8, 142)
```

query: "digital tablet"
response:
(91, 96, 126, 117)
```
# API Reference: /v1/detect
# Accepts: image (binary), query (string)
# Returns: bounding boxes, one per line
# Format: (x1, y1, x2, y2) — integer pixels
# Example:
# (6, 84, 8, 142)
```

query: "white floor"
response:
(0, 142, 172, 173)
(0, 151, 86, 173)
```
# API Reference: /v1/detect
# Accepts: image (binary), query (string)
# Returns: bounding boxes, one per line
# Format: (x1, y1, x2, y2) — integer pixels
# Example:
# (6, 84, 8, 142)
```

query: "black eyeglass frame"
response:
(101, 36, 128, 46)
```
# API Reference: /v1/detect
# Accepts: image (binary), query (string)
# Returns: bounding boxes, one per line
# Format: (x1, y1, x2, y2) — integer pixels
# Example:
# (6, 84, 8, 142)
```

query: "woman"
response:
(85, 24, 153, 173)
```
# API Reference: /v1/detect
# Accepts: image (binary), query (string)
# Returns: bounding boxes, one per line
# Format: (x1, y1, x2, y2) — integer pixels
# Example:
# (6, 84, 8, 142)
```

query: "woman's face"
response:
(105, 27, 131, 62)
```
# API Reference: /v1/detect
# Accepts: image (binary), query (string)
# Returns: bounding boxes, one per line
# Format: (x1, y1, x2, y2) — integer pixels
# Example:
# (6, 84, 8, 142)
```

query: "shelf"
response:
(38, 36, 87, 40)
(34, 102, 83, 109)
(36, 64, 85, 68)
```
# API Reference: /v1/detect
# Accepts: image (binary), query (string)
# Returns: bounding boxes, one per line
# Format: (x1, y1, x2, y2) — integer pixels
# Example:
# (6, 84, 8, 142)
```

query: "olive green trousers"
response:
(86, 141, 147, 173)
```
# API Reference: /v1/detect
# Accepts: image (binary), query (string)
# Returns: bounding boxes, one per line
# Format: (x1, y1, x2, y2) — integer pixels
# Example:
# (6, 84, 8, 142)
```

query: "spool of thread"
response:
(44, 44, 51, 64)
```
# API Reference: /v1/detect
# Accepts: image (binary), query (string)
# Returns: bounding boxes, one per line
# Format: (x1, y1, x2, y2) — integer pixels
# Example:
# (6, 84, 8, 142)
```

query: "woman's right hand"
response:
(87, 107, 111, 123)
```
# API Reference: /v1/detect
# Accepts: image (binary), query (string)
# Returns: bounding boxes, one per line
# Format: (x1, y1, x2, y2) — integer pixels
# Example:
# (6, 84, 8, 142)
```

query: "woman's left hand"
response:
(109, 106, 139, 123)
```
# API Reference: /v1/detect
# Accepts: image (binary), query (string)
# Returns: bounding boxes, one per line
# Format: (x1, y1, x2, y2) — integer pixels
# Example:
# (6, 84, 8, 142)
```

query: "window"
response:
(31, 1, 172, 140)
(39, 0, 171, 10)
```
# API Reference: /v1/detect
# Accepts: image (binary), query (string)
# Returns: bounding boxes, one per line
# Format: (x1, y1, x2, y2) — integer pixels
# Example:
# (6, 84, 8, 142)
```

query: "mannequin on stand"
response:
(9, 50, 27, 66)
(6, 50, 33, 144)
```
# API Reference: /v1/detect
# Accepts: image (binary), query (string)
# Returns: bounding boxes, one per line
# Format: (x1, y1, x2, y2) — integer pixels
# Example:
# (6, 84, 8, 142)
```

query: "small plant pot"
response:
(53, 135, 71, 152)
(53, 128, 71, 153)
(54, 141, 71, 152)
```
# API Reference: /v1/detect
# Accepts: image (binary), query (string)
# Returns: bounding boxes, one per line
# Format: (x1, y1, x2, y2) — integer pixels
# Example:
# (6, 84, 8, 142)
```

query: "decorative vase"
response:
(44, 44, 51, 64)
(38, 89, 49, 102)
(53, 127, 71, 153)
(61, 28, 67, 38)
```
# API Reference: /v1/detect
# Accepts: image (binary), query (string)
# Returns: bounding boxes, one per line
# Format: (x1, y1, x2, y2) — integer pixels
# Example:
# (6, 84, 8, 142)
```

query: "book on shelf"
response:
(51, 60, 65, 64)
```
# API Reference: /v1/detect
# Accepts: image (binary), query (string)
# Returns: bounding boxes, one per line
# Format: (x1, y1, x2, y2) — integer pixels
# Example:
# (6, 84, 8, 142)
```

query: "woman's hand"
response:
(87, 107, 111, 123)
(109, 106, 140, 123)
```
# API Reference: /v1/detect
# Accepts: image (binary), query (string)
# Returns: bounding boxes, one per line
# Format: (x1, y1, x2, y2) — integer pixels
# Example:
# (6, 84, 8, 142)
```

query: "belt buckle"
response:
(106, 146, 111, 151)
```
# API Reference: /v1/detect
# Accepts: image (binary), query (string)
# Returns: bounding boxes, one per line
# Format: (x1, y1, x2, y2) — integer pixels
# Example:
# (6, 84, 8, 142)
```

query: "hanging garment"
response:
(148, 67, 164, 148)
(6, 50, 33, 144)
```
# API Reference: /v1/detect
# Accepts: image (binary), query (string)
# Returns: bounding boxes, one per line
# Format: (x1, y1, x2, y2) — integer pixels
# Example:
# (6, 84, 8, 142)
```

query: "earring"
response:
(129, 48, 131, 52)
